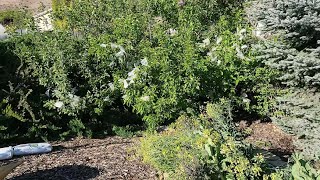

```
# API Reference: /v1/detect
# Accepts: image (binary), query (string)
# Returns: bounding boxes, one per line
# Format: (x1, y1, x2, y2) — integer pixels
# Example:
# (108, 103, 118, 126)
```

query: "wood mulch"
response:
(240, 120, 296, 157)
(1, 137, 157, 180)
(0, 0, 52, 13)
(235, 120, 296, 168)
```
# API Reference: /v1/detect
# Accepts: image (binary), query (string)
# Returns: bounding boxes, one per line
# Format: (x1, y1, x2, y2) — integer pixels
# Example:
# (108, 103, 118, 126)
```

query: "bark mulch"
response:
(244, 121, 295, 155)
(238, 120, 296, 168)
(0, 0, 52, 13)
(1, 137, 157, 180)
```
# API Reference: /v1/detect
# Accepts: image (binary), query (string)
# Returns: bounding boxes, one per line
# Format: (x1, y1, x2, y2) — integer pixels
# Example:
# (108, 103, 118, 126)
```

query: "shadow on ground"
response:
(8, 165, 100, 180)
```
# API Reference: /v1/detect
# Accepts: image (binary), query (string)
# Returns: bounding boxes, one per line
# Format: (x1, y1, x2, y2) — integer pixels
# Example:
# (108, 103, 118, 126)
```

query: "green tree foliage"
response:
(272, 89, 320, 160)
(1, 0, 276, 140)
(52, 0, 72, 28)
(248, 0, 320, 88)
(247, 0, 320, 159)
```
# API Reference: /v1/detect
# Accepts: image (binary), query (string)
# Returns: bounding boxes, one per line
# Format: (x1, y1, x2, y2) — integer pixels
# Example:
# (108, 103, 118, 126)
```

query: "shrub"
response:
(8, 0, 276, 141)
(137, 102, 281, 179)
(0, 98, 24, 141)
(52, 0, 72, 29)
(254, 41, 320, 88)
(0, 10, 25, 26)
(119, 13, 277, 128)
(0, 40, 36, 142)
(52, 0, 72, 12)
(112, 125, 136, 138)
(10, 31, 121, 140)
(1, 37, 94, 142)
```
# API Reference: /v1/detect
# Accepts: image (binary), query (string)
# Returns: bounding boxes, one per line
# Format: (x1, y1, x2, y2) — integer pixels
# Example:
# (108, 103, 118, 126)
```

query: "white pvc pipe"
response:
(0, 147, 13, 161)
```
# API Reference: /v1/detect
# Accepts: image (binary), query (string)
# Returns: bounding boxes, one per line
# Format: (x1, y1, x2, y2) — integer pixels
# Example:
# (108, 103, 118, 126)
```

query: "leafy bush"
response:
(0, 99, 23, 141)
(52, 0, 72, 29)
(1, 29, 138, 141)
(137, 102, 281, 179)
(0, 37, 94, 142)
(0, 10, 25, 26)
(0, 40, 35, 142)
(138, 117, 205, 179)
(1, 0, 276, 142)
(11, 0, 275, 131)
(52, 0, 72, 11)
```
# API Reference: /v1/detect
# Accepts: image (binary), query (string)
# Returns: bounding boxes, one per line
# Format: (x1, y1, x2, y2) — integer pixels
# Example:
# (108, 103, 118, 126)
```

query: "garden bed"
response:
(1, 137, 157, 180)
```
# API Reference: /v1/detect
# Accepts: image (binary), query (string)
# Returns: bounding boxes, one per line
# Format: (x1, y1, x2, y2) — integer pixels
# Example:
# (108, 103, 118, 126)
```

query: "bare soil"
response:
(1, 137, 157, 180)
(0, 0, 52, 13)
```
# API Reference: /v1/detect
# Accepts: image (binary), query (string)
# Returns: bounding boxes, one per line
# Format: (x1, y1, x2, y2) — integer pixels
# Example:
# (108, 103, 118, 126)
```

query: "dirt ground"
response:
(0, 0, 52, 13)
(239, 120, 295, 157)
(1, 137, 157, 180)
(248, 122, 294, 151)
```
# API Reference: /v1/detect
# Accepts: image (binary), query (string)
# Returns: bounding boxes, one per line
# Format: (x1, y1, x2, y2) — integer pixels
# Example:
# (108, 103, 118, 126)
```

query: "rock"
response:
(255, 149, 288, 169)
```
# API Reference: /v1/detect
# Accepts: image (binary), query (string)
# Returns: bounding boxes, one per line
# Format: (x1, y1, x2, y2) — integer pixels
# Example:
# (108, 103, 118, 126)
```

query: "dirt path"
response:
(1, 137, 157, 180)
(0, 0, 51, 13)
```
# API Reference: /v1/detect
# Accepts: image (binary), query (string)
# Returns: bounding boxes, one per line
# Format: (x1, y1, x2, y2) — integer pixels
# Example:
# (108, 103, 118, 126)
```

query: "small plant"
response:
(0, 10, 23, 25)
(290, 153, 320, 180)
(52, 0, 72, 29)
(0, 10, 32, 31)
(112, 126, 135, 138)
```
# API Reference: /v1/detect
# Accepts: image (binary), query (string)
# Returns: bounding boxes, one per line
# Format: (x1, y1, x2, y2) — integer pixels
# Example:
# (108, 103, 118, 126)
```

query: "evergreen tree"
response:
(272, 89, 320, 159)
(247, 0, 320, 159)
(248, 0, 320, 88)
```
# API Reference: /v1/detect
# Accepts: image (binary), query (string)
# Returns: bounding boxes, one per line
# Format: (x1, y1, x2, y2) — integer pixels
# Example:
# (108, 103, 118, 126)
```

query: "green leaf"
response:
(205, 144, 212, 157)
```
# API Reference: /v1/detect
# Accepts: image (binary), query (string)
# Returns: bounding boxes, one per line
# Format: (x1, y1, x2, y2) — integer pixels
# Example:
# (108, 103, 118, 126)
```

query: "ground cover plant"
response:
(137, 101, 284, 179)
